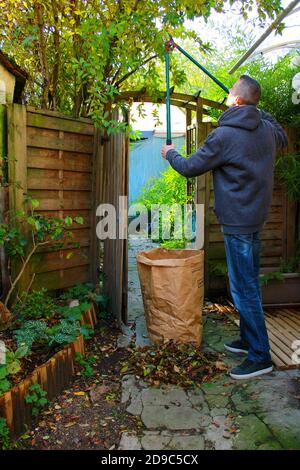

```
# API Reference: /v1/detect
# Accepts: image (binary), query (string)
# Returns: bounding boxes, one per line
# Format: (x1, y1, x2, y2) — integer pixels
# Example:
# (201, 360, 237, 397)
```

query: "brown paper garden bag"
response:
(136, 248, 204, 346)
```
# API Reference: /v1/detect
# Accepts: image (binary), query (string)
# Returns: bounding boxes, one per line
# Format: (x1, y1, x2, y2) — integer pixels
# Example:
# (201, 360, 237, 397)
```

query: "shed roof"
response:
(0, 49, 28, 103)
(0, 50, 28, 81)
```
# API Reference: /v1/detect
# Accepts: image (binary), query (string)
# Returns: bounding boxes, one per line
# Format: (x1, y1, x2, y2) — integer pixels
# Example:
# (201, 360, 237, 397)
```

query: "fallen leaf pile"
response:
(121, 340, 228, 388)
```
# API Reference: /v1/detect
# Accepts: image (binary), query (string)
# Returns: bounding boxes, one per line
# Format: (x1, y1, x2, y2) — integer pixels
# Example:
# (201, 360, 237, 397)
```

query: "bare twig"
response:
(4, 241, 49, 308)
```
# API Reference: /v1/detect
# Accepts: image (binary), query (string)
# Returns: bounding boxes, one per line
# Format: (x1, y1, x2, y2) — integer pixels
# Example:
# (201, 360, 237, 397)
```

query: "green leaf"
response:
(74, 216, 84, 225)
(27, 216, 36, 226)
(15, 345, 29, 359)
(0, 378, 11, 393)
(0, 366, 8, 380)
(7, 360, 21, 375)
(65, 216, 73, 226)
(31, 199, 40, 209)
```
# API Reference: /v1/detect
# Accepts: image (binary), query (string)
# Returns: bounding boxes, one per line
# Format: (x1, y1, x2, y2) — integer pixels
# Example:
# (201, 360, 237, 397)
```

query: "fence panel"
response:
(194, 123, 297, 293)
(7, 104, 96, 293)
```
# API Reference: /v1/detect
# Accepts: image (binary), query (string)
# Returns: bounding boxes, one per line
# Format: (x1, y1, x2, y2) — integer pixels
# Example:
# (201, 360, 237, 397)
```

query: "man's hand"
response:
(161, 144, 175, 159)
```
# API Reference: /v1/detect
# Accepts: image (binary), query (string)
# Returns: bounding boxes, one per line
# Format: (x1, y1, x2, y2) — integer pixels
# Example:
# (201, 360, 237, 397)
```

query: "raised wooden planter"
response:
(226, 272, 300, 308)
(0, 304, 97, 437)
(260, 273, 300, 307)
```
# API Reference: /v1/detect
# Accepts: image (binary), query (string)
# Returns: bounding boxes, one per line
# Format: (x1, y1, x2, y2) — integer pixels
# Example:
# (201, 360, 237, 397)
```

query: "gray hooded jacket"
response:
(166, 105, 288, 234)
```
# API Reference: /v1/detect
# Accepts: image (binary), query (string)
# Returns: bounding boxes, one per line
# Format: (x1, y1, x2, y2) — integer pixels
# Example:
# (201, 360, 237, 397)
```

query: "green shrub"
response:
(14, 320, 49, 351)
(0, 417, 10, 450)
(25, 384, 48, 417)
(208, 261, 228, 277)
(259, 271, 285, 286)
(14, 319, 93, 352)
(60, 283, 95, 303)
(161, 239, 186, 249)
(135, 165, 194, 245)
(275, 153, 300, 202)
(13, 288, 56, 320)
(57, 302, 92, 322)
(75, 352, 96, 378)
(60, 283, 109, 310)
(46, 320, 93, 347)
(0, 346, 29, 395)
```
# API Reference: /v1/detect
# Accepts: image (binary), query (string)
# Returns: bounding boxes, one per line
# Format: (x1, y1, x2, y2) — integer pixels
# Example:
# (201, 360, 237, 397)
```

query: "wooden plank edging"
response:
(0, 305, 97, 437)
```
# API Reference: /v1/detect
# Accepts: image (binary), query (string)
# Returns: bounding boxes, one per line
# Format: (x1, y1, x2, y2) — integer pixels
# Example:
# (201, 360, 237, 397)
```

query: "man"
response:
(161, 75, 288, 379)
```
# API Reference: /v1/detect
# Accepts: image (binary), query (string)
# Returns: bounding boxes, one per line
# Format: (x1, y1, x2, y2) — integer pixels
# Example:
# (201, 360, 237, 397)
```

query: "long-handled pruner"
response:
(165, 35, 229, 145)
(165, 39, 173, 145)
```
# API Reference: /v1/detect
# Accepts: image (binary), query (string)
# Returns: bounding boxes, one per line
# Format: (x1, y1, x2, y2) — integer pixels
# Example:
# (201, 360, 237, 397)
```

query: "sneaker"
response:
(224, 340, 249, 354)
(230, 358, 273, 380)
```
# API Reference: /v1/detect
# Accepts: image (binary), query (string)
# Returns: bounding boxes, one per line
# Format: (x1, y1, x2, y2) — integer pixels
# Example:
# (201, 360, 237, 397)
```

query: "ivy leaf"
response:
(30, 199, 40, 209)
(74, 216, 84, 225)
(65, 216, 73, 226)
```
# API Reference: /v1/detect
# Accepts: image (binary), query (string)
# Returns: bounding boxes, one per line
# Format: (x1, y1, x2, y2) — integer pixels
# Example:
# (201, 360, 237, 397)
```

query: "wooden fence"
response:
(193, 123, 298, 293)
(7, 104, 96, 292)
(5, 104, 129, 325)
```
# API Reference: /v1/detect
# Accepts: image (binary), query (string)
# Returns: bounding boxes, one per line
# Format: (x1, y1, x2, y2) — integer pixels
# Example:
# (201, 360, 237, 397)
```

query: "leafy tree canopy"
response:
(0, 0, 284, 126)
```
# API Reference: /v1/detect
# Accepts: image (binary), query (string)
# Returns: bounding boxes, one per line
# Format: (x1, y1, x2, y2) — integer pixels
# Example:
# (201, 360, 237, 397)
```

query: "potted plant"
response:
(259, 256, 300, 307)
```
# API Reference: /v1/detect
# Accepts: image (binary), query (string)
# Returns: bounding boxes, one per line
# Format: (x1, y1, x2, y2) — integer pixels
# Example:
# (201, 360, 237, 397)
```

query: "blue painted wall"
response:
(129, 134, 186, 204)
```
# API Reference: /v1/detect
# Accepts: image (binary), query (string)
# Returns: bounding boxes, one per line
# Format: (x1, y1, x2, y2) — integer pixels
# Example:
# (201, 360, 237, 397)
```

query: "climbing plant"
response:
(0, 195, 83, 307)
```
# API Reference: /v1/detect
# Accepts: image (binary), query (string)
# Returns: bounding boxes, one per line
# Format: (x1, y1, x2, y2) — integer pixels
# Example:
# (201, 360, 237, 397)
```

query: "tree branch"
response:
(50, 0, 60, 110)
(34, 2, 50, 109)
(132, 0, 141, 13)
(113, 54, 158, 88)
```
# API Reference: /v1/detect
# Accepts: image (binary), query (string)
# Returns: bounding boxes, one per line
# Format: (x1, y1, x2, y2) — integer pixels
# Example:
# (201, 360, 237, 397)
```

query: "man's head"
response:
(226, 75, 261, 107)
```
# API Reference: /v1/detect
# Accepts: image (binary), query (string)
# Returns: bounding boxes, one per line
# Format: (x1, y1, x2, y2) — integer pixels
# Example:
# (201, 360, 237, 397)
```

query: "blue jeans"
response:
(223, 231, 271, 362)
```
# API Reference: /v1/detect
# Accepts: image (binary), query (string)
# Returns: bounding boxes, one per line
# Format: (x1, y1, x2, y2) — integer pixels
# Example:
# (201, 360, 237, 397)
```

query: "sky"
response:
(187, 0, 300, 63)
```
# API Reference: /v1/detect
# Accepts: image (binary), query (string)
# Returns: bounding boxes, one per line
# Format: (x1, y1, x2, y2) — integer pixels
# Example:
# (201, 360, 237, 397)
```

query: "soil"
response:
(15, 315, 141, 450)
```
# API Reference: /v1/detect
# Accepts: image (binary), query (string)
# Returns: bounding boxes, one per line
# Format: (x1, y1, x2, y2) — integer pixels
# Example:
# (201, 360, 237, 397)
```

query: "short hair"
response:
(233, 75, 261, 105)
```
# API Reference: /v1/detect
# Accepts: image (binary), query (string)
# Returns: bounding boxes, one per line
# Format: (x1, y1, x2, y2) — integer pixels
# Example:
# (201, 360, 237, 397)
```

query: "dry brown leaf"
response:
(215, 361, 228, 371)
(64, 421, 77, 428)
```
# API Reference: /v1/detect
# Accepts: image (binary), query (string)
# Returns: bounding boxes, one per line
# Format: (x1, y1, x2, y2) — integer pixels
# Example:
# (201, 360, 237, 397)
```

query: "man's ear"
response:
(235, 96, 243, 105)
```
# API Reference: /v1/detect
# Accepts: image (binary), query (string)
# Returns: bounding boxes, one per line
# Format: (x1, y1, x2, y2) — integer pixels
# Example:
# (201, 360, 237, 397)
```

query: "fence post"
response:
(196, 99, 210, 294)
(0, 104, 10, 300)
(7, 104, 30, 298)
